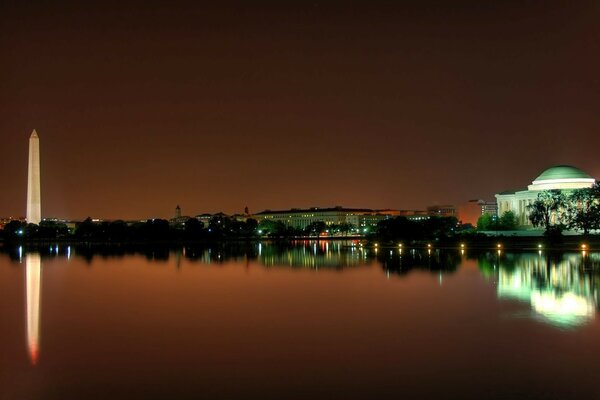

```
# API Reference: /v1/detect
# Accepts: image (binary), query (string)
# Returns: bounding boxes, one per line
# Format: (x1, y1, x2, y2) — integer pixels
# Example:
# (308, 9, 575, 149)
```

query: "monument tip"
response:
(30, 129, 39, 138)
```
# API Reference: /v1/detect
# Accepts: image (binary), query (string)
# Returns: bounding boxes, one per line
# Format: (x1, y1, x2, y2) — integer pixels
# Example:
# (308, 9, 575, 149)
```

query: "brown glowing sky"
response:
(1, 1, 599, 220)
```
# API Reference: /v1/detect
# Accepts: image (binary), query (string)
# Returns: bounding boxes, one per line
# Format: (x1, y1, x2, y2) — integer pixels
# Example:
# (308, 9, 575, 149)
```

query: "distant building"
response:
(194, 213, 213, 228)
(457, 200, 497, 226)
(396, 210, 430, 221)
(231, 213, 250, 222)
(253, 206, 400, 232)
(426, 205, 456, 218)
(495, 165, 596, 227)
(170, 205, 190, 227)
(0, 217, 25, 230)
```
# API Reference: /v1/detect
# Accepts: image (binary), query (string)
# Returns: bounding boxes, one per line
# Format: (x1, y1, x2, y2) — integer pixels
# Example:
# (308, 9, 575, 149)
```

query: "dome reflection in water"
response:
(1, 242, 600, 399)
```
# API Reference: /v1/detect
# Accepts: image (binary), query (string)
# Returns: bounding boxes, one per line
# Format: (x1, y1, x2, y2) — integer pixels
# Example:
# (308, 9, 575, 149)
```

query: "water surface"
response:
(1, 242, 599, 399)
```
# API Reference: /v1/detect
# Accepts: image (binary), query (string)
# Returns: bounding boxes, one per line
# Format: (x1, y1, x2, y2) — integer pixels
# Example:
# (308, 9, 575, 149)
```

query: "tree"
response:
(39, 220, 69, 238)
(208, 214, 232, 236)
(184, 217, 204, 239)
(258, 220, 279, 236)
(243, 218, 258, 237)
(305, 221, 327, 237)
(142, 219, 170, 240)
(336, 223, 354, 236)
(75, 217, 98, 239)
(499, 210, 517, 230)
(527, 190, 567, 236)
(566, 183, 600, 236)
(376, 217, 419, 242)
(257, 220, 291, 237)
(476, 214, 492, 230)
(476, 213, 499, 230)
(3, 220, 27, 238)
(423, 216, 457, 239)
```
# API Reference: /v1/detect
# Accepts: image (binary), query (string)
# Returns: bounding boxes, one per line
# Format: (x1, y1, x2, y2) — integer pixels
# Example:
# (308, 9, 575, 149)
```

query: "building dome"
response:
(533, 165, 593, 183)
(496, 165, 596, 228)
(528, 165, 595, 191)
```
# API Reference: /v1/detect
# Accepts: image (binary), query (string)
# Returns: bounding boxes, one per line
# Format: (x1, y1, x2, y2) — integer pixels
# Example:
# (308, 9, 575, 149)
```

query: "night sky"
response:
(1, 1, 599, 220)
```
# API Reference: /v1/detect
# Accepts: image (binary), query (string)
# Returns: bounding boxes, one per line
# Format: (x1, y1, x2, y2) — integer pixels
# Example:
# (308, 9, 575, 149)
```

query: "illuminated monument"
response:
(26, 253, 41, 365)
(26, 130, 41, 224)
(496, 165, 596, 227)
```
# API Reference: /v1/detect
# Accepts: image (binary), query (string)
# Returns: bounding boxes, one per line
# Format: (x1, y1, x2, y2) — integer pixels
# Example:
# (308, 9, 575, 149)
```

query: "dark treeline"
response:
(0, 241, 467, 277)
(257, 220, 356, 237)
(1, 216, 260, 243)
(377, 248, 461, 276)
(371, 214, 600, 250)
(372, 216, 459, 244)
(1, 216, 359, 243)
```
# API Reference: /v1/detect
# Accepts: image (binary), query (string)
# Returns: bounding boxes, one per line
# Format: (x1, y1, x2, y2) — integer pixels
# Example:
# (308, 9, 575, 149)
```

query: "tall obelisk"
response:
(27, 130, 41, 224)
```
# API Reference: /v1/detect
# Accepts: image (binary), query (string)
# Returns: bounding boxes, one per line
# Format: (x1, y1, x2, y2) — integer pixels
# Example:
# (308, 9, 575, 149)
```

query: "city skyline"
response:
(1, 2, 599, 220)
(4, 128, 597, 222)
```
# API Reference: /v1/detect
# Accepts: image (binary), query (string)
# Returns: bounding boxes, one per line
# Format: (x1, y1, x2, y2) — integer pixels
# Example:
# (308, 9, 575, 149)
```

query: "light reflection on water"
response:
(10, 243, 600, 339)
(478, 252, 600, 328)
(25, 253, 41, 365)
(2, 242, 600, 399)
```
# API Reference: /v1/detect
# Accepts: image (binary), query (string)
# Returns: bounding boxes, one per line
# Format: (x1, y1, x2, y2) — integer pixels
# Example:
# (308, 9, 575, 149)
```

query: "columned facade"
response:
(495, 165, 595, 228)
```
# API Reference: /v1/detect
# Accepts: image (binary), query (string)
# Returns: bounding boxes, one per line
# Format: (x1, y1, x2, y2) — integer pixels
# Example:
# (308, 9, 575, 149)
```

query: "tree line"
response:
(256, 220, 356, 238)
(1, 215, 260, 242)
(527, 183, 600, 237)
(373, 216, 458, 244)
(1, 215, 360, 242)
(476, 211, 518, 231)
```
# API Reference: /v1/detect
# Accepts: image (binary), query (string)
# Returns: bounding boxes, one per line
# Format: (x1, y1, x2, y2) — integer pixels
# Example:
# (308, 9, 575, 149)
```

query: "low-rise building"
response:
(253, 206, 399, 231)
(457, 200, 498, 226)
(426, 205, 457, 218)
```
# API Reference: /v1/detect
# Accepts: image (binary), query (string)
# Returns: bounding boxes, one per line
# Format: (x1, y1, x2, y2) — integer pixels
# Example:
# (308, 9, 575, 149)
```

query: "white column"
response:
(27, 130, 41, 224)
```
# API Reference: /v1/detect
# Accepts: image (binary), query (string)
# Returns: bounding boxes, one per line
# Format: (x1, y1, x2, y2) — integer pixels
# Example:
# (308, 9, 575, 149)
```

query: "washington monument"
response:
(27, 130, 41, 224)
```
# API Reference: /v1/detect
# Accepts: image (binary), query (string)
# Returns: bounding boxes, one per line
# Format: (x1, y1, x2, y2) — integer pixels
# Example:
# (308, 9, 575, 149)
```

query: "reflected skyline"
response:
(479, 252, 600, 328)
(4, 243, 600, 399)
(25, 253, 41, 365)
(6, 242, 600, 369)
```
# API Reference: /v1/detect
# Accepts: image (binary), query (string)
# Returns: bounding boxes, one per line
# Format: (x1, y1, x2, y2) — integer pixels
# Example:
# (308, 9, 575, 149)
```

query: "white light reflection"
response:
(496, 253, 596, 327)
(25, 253, 41, 365)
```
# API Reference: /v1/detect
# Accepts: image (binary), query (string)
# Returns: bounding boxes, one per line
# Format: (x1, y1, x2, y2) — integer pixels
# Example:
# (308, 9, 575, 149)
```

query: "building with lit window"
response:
(253, 206, 400, 231)
(426, 205, 457, 218)
(457, 200, 498, 226)
(495, 165, 596, 227)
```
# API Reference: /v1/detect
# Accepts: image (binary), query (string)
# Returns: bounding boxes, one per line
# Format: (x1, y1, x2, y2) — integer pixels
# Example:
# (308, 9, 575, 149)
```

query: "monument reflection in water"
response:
(25, 252, 41, 365)
(13, 243, 600, 369)
(479, 251, 600, 328)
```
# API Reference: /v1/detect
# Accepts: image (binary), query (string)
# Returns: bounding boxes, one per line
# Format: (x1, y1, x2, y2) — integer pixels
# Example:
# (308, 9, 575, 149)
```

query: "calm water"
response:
(1, 242, 600, 400)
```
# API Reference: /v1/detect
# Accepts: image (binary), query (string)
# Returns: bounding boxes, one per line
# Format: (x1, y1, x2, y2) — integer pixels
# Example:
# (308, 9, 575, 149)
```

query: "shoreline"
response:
(1, 235, 598, 252)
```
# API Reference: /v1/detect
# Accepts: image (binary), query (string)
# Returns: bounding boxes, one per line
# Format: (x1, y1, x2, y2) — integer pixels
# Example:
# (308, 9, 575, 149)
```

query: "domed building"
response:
(495, 165, 596, 227)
